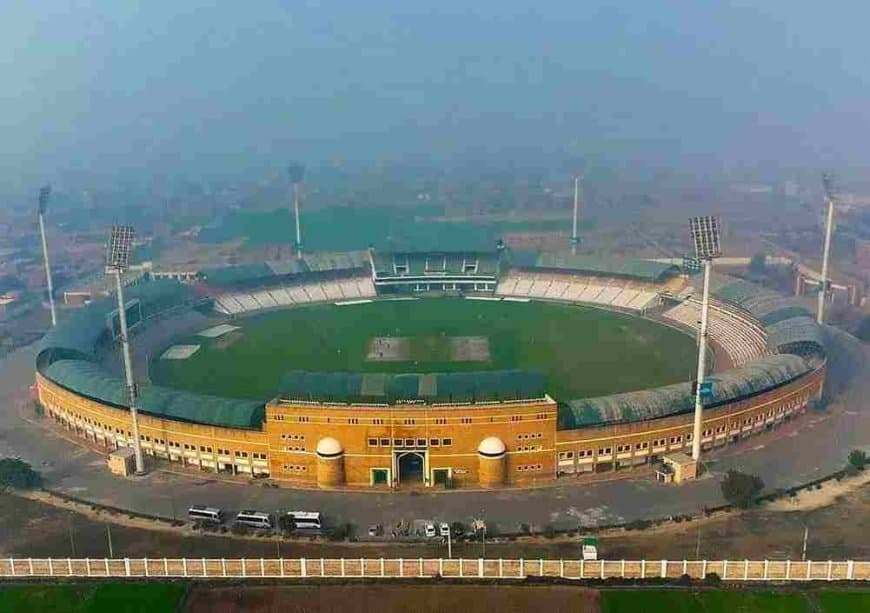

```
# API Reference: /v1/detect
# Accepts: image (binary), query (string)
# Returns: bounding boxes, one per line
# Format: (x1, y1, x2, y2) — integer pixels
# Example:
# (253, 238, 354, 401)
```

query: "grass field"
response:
(150, 298, 695, 400)
(0, 584, 865, 612)
(0, 583, 186, 613)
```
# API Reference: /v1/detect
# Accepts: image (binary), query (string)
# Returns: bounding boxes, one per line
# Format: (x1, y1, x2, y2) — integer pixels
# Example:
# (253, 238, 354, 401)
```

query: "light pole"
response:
(688, 216, 722, 463)
(288, 162, 305, 259)
(817, 173, 836, 324)
(37, 185, 57, 326)
(571, 176, 582, 256)
(106, 225, 145, 474)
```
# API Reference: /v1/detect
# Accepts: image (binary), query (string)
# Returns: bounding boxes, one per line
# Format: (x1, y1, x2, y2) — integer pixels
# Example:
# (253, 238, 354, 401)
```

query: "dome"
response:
(477, 436, 506, 457)
(316, 437, 344, 457)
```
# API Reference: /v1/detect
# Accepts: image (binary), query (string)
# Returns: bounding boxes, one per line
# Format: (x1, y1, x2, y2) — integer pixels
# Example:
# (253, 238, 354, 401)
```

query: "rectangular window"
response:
(348, 418, 359, 425)
(416, 438, 426, 447)
(441, 438, 453, 447)
(429, 438, 440, 447)
(394, 439, 404, 447)
(368, 438, 378, 447)
(460, 417, 472, 424)
(380, 438, 390, 447)
(405, 438, 415, 447)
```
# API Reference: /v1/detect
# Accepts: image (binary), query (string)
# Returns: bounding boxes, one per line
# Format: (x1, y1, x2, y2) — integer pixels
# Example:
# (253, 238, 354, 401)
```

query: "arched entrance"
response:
(397, 452, 425, 486)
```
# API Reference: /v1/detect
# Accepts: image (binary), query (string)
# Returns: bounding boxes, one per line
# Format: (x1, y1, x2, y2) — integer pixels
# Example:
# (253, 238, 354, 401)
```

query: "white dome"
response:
(477, 436, 506, 457)
(316, 437, 344, 457)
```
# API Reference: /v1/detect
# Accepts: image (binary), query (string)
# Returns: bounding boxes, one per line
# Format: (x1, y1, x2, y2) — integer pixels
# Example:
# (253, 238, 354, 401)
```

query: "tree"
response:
(720, 469, 764, 508)
(748, 253, 767, 276)
(848, 449, 867, 471)
(0, 458, 42, 490)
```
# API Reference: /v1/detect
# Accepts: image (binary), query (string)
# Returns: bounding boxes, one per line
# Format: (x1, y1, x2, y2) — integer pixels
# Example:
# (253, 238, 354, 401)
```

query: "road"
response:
(1, 330, 867, 534)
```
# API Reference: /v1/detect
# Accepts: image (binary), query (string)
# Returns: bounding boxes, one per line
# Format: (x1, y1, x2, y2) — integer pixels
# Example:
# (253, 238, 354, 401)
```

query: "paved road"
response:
(1, 331, 867, 534)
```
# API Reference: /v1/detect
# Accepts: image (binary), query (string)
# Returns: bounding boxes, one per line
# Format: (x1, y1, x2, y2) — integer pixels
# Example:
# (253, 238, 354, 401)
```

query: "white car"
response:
(424, 523, 437, 538)
(439, 523, 450, 537)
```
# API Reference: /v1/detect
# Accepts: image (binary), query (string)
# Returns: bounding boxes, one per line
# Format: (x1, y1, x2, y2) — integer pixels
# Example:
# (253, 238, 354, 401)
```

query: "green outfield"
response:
(0, 583, 186, 613)
(150, 298, 696, 401)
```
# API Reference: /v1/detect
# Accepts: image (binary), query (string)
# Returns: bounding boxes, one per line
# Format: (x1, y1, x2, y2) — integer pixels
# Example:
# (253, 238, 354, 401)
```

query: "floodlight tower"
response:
(288, 162, 305, 259)
(817, 173, 836, 324)
(688, 215, 722, 463)
(106, 225, 145, 474)
(37, 185, 57, 326)
(571, 176, 582, 255)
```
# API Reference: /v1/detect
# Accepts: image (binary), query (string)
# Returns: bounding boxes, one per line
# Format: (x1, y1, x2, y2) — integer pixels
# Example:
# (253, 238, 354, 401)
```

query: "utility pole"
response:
(288, 162, 305, 259)
(447, 525, 452, 559)
(106, 523, 114, 558)
(802, 525, 809, 561)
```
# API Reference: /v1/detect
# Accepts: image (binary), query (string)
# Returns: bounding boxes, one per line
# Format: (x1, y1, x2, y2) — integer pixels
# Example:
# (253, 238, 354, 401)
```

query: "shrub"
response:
(0, 458, 42, 489)
(543, 524, 556, 539)
(704, 572, 722, 586)
(848, 449, 868, 471)
(720, 469, 764, 509)
(230, 524, 250, 536)
(519, 523, 531, 535)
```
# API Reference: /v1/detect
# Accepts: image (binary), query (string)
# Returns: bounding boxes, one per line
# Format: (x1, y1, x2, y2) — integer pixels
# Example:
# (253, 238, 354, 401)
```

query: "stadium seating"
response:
(661, 299, 768, 366)
(213, 275, 376, 316)
(495, 272, 662, 313)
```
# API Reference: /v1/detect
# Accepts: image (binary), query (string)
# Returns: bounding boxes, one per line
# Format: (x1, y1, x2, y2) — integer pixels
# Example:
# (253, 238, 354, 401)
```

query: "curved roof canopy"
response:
(559, 354, 812, 430)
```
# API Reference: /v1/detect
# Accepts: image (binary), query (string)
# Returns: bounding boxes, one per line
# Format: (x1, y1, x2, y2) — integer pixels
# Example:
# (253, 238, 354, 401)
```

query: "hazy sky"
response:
(2, 1, 868, 187)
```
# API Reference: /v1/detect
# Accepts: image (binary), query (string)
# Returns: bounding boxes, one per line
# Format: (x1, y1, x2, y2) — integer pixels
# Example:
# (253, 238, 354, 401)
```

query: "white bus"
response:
(285, 511, 322, 531)
(187, 505, 224, 524)
(235, 510, 273, 529)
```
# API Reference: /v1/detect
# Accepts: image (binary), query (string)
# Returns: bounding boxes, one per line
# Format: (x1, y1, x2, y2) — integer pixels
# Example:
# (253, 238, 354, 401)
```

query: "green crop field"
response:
(151, 298, 696, 401)
(0, 583, 185, 613)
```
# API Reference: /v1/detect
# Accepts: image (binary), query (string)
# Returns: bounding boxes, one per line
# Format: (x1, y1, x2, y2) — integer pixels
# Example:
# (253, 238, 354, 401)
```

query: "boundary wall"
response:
(0, 557, 867, 582)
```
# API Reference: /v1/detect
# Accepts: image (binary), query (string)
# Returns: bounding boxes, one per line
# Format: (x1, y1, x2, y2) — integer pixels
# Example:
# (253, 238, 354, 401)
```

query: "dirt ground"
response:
(1, 480, 868, 561)
(184, 584, 599, 613)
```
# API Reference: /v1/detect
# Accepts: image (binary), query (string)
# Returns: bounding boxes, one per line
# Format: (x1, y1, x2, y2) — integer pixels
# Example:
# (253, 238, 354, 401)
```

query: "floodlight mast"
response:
(817, 173, 836, 324)
(37, 186, 57, 326)
(106, 225, 145, 475)
(288, 163, 305, 259)
(688, 215, 722, 463)
(571, 176, 581, 256)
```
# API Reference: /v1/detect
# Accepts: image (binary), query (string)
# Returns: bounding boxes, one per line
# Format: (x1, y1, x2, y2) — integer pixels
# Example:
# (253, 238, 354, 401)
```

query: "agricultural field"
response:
(0, 583, 186, 613)
(0, 583, 865, 612)
(150, 298, 695, 401)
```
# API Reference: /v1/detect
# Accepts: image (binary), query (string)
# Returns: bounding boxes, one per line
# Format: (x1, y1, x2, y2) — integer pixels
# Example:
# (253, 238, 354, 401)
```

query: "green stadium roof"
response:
(277, 369, 546, 404)
(519, 252, 679, 281)
(38, 279, 194, 361)
(43, 360, 265, 429)
(558, 354, 812, 430)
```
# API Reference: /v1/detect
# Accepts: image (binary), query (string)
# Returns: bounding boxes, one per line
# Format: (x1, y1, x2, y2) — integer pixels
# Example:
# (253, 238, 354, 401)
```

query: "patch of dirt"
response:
(184, 584, 600, 613)
(449, 336, 491, 362)
(767, 470, 870, 512)
(366, 337, 409, 361)
(213, 331, 243, 350)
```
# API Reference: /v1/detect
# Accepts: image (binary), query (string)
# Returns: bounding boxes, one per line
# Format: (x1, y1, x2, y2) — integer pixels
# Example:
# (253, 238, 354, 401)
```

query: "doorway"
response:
(397, 452, 425, 485)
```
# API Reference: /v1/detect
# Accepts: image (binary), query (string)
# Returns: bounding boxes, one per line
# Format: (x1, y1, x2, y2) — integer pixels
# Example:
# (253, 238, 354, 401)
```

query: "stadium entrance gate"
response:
(395, 451, 427, 486)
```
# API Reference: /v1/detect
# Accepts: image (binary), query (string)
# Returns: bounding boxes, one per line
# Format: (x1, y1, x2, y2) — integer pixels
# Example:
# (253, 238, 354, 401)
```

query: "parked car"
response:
(368, 524, 383, 537)
(439, 523, 450, 537)
(424, 523, 437, 538)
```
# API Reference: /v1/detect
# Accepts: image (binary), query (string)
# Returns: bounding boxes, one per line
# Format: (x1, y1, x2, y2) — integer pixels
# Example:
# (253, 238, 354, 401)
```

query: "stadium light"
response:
(817, 173, 836, 324)
(688, 215, 722, 464)
(288, 162, 305, 259)
(571, 176, 582, 255)
(37, 185, 57, 326)
(106, 225, 146, 474)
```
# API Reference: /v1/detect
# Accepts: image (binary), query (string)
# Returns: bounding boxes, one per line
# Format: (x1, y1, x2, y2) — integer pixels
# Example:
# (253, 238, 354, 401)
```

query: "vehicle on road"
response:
(235, 510, 273, 530)
(285, 511, 322, 531)
(188, 505, 224, 524)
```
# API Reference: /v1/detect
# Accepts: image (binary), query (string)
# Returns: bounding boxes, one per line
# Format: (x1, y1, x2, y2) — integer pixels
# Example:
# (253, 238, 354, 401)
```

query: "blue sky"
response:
(1, 1, 867, 187)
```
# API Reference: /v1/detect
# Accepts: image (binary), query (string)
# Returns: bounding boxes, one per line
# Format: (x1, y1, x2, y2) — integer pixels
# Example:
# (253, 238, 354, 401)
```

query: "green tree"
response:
(720, 469, 764, 508)
(848, 449, 867, 470)
(0, 458, 42, 489)
(748, 253, 767, 276)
